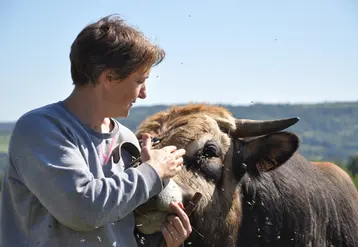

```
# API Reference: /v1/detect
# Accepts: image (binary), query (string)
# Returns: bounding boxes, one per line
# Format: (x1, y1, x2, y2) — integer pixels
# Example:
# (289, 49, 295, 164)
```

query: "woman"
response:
(0, 14, 191, 247)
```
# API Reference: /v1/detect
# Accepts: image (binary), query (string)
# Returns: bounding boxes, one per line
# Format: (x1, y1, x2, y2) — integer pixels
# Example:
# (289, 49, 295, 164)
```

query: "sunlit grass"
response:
(353, 176, 358, 189)
(340, 166, 358, 189)
(0, 134, 10, 153)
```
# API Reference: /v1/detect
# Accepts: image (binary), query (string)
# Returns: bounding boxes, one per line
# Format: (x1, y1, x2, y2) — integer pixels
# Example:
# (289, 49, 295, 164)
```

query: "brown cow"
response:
(311, 161, 358, 199)
(133, 104, 358, 247)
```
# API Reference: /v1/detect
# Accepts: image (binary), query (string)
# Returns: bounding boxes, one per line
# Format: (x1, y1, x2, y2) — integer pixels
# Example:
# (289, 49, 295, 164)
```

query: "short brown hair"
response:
(69, 14, 165, 86)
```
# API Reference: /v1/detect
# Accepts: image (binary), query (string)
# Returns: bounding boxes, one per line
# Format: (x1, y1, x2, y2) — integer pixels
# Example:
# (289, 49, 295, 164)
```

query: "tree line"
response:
(1, 101, 358, 189)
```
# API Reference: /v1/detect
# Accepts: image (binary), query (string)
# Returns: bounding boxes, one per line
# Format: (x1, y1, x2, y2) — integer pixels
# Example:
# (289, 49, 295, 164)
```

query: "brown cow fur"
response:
(133, 104, 358, 247)
(311, 161, 355, 187)
(311, 161, 358, 200)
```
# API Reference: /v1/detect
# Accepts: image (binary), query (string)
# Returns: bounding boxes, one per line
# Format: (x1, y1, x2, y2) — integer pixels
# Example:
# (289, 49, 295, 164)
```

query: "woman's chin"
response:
(115, 107, 131, 118)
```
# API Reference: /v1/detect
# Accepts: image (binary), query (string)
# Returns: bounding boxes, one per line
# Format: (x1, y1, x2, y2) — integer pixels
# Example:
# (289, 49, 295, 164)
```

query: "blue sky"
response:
(0, 0, 357, 122)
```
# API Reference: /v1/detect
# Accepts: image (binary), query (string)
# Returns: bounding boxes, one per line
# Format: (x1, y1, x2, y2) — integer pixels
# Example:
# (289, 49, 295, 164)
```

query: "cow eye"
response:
(202, 141, 220, 158)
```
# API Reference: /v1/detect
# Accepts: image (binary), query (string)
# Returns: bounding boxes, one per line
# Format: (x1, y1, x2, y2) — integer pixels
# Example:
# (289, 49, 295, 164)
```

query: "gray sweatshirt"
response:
(0, 101, 164, 247)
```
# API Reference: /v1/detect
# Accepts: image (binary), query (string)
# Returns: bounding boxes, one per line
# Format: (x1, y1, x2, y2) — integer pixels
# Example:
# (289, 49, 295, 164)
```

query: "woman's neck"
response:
(63, 86, 114, 133)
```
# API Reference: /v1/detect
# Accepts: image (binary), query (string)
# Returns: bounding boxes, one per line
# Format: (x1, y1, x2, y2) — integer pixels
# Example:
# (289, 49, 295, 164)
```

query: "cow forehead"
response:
(136, 104, 236, 135)
(136, 105, 237, 153)
(162, 126, 232, 163)
(154, 115, 225, 148)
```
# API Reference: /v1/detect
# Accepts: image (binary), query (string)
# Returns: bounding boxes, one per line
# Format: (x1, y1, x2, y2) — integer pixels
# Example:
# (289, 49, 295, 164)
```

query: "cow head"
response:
(133, 104, 300, 246)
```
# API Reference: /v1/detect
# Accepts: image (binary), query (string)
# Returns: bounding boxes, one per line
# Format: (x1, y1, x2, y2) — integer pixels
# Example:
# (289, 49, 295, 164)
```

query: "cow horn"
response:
(234, 117, 300, 137)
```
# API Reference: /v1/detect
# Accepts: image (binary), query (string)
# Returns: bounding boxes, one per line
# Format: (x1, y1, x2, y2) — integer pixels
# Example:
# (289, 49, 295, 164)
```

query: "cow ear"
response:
(242, 132, 299, 175)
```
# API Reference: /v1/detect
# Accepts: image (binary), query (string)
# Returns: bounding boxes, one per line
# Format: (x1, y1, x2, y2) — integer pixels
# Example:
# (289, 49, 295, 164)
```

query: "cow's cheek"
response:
(135, 211, 168, 235)
(173, 171, 217, 212)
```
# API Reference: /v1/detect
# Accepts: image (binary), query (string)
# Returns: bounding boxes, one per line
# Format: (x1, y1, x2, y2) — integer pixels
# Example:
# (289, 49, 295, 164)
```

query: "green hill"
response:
(116, 101, 358, 163)
(1, 101, 358, 189)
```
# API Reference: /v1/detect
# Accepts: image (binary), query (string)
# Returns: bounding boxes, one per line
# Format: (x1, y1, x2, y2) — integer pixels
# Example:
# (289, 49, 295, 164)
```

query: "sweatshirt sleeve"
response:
(9, 112, 163, 232)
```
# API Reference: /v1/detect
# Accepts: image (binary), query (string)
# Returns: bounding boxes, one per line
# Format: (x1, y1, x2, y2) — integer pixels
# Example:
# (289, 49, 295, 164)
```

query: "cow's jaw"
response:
(135, 178, 183, 234)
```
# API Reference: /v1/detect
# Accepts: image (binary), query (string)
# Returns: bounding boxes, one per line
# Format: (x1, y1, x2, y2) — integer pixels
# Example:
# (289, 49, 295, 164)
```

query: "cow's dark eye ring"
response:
(203, 141, 219, 158)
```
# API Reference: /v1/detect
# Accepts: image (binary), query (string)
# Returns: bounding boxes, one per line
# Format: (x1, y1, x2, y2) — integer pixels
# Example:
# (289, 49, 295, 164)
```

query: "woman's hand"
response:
(140, 133, 186, 179)
(161, 201, 192, 247)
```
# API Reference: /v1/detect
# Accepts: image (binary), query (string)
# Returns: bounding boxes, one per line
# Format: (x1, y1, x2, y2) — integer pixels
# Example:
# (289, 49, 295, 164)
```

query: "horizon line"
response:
(0, 99, 357, 124)
(132, 99, 358, 108)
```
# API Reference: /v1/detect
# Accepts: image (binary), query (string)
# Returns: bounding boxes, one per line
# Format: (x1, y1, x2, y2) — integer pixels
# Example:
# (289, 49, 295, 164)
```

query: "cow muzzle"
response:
(135, 178, 183, 234)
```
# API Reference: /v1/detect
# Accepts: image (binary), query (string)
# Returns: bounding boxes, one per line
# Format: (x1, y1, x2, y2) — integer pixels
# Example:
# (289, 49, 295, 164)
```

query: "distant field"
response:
(0, 131, 357, 189)
(353, 177, 358, 189)
(350, 174, 358, 189)
(0, 134, 10, 153)
(341, 166, 358, 189)
(1, 101, 358, 162)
